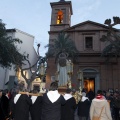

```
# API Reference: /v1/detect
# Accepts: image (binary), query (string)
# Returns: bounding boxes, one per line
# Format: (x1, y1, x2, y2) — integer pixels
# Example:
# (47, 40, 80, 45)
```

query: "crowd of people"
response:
(0, 82, 120, 120)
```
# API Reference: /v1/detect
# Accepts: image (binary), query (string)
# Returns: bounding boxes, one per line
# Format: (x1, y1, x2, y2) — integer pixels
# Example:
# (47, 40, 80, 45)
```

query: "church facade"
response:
(46, 0, 120, 93)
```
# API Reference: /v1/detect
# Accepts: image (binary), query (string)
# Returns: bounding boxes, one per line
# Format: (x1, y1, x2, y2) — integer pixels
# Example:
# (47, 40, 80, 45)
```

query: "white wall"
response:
(0, 29, 38, 89)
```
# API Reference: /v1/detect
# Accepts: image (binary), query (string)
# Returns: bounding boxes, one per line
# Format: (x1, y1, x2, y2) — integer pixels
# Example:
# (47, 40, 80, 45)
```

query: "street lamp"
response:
(38, 63, 45, 77)
(38, 62, 46, 93)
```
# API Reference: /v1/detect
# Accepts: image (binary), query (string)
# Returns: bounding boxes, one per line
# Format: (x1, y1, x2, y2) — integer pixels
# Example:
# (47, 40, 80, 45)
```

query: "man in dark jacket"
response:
(113, 92, 120, 120)
(87, 89, 95, 102)
(0, 89, 10, 120)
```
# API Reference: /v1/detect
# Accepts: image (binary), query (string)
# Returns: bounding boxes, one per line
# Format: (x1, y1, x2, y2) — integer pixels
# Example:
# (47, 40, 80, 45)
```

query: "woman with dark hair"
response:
(90, 90, 112, 120)
(41, 82, 66, 120)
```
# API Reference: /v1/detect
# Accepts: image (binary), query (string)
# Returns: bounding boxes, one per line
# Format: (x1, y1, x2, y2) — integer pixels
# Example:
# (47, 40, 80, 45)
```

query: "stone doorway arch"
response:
(82, 68, 100, 93)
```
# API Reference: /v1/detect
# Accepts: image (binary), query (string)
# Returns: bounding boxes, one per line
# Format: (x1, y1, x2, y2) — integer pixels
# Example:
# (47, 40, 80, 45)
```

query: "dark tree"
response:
(100, 17, 120, 61)
(19, 51, 47, 90)
(0, 19, 24, 68)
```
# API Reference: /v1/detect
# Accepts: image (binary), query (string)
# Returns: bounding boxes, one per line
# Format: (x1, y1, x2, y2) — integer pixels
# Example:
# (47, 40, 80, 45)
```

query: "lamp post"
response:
(38, 63, 45, 78)
(38, 62, 46, 93)
(77, 69, 83, 95)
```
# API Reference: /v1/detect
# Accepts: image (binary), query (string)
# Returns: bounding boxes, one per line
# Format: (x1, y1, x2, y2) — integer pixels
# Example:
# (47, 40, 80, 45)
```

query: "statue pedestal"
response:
(58, 86, 67, 93)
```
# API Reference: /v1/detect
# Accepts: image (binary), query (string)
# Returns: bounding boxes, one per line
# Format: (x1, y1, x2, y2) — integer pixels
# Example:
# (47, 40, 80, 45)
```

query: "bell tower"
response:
(50, 0, 73, 31)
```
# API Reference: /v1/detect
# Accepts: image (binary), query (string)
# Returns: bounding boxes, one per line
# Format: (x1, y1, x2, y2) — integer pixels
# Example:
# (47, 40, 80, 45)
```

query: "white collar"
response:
(14, 94, 21, 104)
(47, 90, 60, 103)
(64, 93, 72, 100)
(31, 96, 38, 104)
(81, 96, 89, 102)
(6, 94, 9, 99)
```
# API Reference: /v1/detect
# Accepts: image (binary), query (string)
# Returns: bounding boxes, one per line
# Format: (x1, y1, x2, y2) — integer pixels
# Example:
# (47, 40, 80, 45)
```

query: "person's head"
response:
(97, 90, 103, 95)
(66, 88, 72, 94)
(0, 90, 2, 97)
(89, 89, 93, 92)
(114, 91, 119, 97)
(18, 82, 25, 92)
(33, 89, 38, 94)
(82, 88, 86, 92)
(82, 92, 86, 97)
(106, 91, 110, 97)
(2, 89, 8, 95)
(49, 82, 58, 91)
(15, 87, 20, 94)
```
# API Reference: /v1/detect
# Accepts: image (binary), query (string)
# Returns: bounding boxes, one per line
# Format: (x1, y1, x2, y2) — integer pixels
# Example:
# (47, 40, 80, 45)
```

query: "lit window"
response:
(57, 10, 63, 24)
(85, 37, 93, 49)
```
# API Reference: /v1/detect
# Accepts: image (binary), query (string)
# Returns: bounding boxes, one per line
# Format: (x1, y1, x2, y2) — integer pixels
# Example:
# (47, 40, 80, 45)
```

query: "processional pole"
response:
(77, 69, 83, 95)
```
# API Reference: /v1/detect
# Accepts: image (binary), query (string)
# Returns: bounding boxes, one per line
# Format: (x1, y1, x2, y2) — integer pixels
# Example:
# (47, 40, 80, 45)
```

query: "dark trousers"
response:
(114, 108, 120, 120)
(79, 116, 88, 120)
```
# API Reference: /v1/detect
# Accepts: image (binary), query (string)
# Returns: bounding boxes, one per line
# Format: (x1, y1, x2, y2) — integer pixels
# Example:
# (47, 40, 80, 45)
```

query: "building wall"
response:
(47, 23, 120, 91)
(46, 1, 120, 91)
(0, 29, 38, 89)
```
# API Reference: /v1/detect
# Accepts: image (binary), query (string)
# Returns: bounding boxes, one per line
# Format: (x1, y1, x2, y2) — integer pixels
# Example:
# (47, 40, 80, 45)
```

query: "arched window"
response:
(57, 10, 63, 24)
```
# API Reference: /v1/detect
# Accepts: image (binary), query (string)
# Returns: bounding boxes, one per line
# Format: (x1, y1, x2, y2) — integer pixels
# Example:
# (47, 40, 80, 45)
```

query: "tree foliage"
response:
(0, 19, 24, 68)
(100, 17, 120, 61)
(46, 32, 78, 62)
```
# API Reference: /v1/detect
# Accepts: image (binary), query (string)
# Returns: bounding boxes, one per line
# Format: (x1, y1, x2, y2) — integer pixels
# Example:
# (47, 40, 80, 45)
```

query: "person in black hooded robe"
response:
(30, 89, 42, 120)
(41, 82, 66, 120)
(61, 88, 76, 120)
(78, 92, 90, 120)
(0, 89, 10, 120)
(13, 87, 32, 120)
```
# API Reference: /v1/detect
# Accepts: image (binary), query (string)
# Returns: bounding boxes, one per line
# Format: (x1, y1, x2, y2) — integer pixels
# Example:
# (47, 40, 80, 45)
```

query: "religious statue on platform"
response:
(57, 52, 73, 86)
(57, 59, 68, 86)
(38, 63, 45, 76)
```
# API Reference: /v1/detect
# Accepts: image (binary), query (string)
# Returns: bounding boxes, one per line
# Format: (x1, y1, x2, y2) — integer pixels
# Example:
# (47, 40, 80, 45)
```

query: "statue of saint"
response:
(38, 63, 45, 76)
(57, 54, 73, 86)
(57, 59, 67, 86)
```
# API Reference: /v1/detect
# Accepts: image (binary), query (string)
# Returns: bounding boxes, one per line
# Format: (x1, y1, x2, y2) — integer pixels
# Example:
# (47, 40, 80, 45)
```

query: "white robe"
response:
(57, 61, 68, 86)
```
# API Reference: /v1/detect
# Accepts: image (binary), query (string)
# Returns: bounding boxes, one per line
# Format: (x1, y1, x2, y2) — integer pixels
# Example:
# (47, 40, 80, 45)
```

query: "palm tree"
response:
(100, 17, 120, 62)
(46, 32, 78, 63)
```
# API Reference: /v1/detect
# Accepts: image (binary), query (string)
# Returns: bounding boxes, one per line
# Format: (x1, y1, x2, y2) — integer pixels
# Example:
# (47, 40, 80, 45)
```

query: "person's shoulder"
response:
(21, 94, 30, 99)
(38, 95, 43, 99)
(60, 94, 64, 98)
(70, 97, 76, 101)
(92, 98, 107, 103)
(42, 93, 47, 98)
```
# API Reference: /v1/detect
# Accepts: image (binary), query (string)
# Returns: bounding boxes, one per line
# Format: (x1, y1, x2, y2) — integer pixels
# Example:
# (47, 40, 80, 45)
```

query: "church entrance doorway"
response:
(82, 68, 100, 93)
(84, 77, 95, 93)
